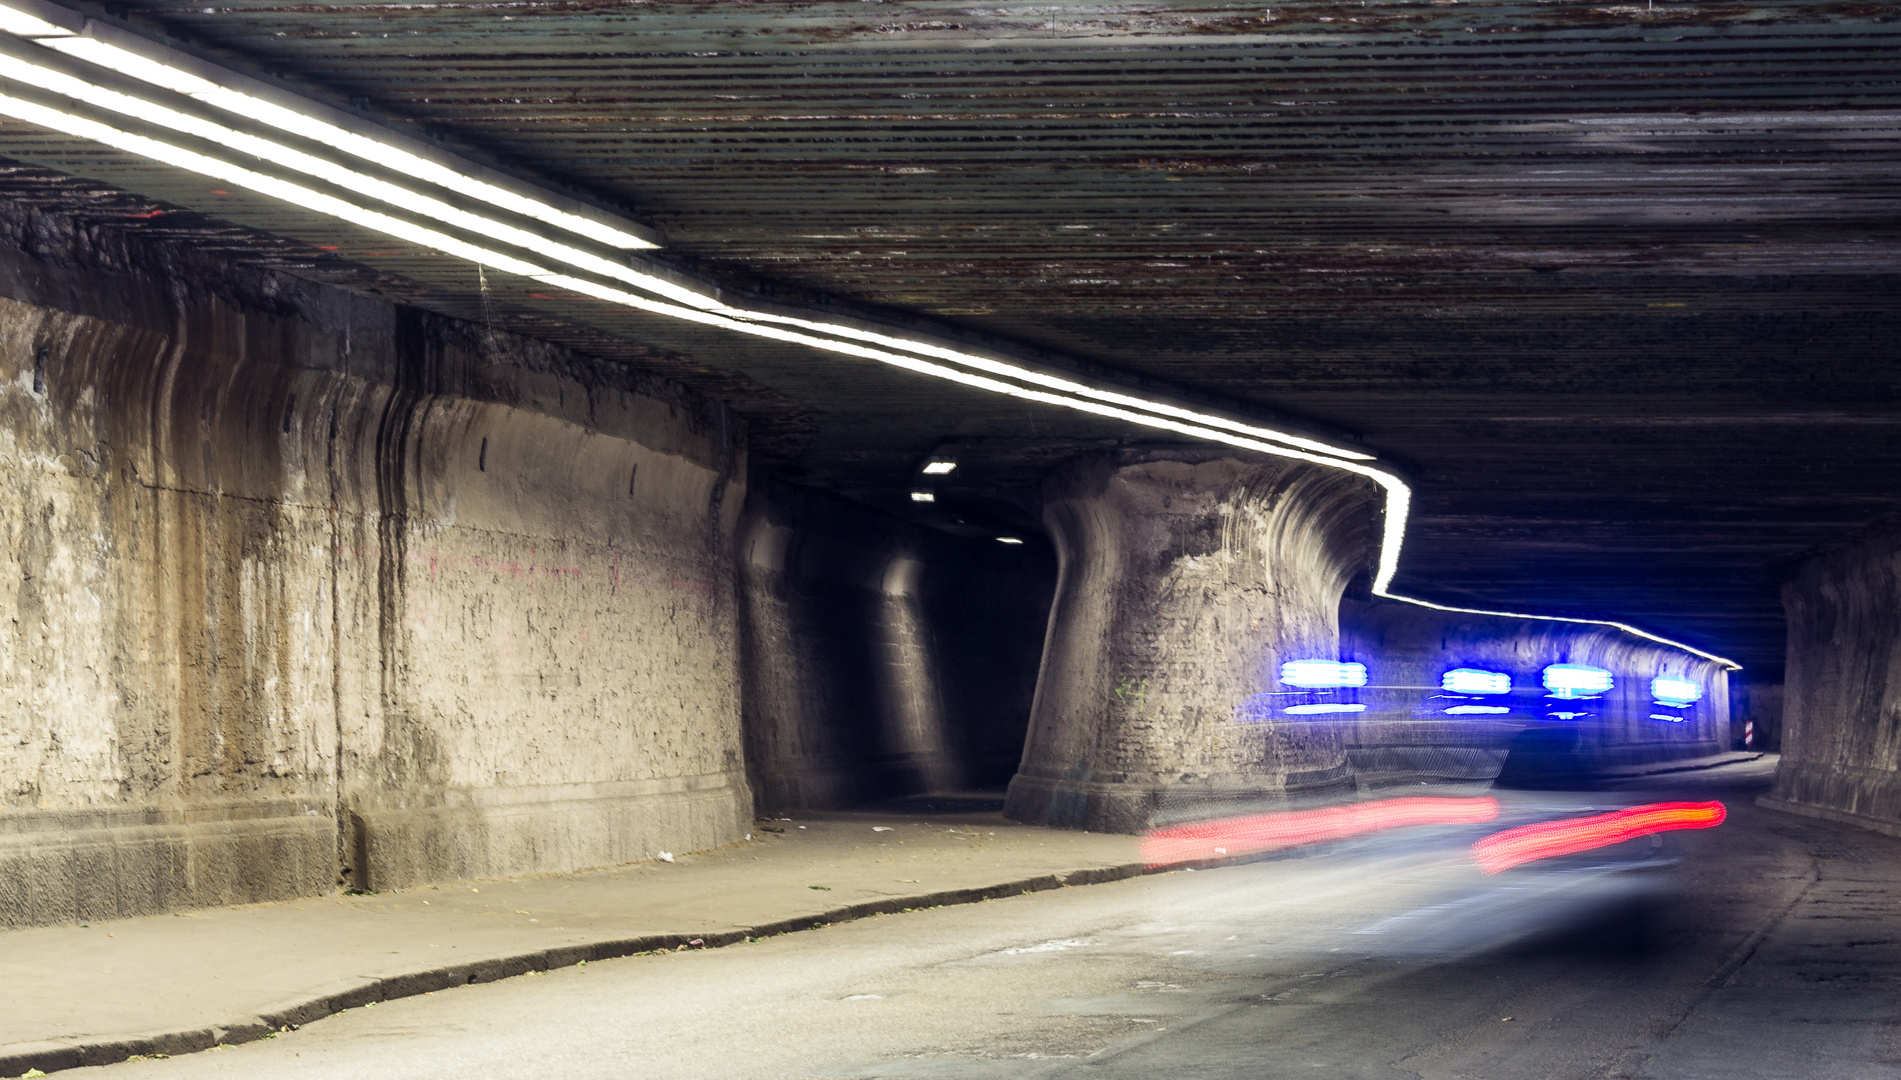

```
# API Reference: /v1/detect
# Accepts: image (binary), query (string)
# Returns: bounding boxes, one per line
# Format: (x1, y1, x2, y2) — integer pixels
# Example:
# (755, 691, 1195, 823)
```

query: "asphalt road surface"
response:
(70, 762, 1899, 1079)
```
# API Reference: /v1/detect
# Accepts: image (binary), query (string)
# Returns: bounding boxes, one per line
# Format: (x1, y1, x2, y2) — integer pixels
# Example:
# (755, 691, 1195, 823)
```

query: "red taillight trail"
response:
(1142, 797, 1501, 868)
(1471, 801, 1727, 874)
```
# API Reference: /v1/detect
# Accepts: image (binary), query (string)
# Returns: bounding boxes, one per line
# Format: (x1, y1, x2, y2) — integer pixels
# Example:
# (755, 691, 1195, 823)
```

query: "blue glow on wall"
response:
(1442, 668, 1511, 695)
(1543, 664, 1614, 699)
(1444, 705, 1512, 716)
(1650, 677, 1703, 707)
(1283, 703, 1368, 715)
(1234, 694, 1274, 724)
(1280, 660, 1368, 689)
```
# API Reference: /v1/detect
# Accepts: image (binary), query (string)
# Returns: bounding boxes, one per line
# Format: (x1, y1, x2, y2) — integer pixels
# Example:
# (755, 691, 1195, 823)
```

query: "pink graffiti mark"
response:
(468, 555, 527, 577)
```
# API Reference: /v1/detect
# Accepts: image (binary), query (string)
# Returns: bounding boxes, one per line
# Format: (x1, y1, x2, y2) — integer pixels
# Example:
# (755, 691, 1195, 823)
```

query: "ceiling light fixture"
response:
(909, 491, 936, 503)
(0, 0, 1739, 671)
(921, 460, 957, 475)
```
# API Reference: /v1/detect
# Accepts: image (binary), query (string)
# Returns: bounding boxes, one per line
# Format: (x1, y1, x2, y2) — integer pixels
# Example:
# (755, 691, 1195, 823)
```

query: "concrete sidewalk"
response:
(1599, 750, 1766, 780)
(0, 806, 1142, 1077)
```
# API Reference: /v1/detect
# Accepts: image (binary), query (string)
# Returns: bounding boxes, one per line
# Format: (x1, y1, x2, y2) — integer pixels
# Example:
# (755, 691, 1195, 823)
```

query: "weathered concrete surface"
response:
(1762, 525, 1901, 836)
(1005, 452, 1375, 833)
(0, 207, 750, 925)
(1341, 599, 1732, 786)
(737, 481, 1052, 811)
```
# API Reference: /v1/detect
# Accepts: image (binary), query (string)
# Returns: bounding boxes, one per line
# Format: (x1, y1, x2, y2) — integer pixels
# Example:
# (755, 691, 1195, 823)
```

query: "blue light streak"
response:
(1279, 659, 1368, 689)
(1650, 676, 1703, 707)
(1442, 668, 1511, 695)
(1283, 703, 1368, 715)
(1444, 705, 1512, 716)
(1543, 664, 1613, 699)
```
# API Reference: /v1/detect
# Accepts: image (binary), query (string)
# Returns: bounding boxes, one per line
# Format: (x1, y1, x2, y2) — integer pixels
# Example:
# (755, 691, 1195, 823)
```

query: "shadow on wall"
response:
(737, 480, 1055, 813)
(1731, 679, 1783, 752)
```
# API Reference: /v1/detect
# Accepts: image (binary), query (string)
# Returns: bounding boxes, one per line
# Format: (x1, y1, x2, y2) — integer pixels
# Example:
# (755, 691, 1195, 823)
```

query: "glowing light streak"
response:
(996, 536, 1023, 544)
(1470, 801, 1726, 874)
(1442, 668, 1511, 695)
(1650, 676, 1703, 706)
(0, 0, 1745, 677)
(1142, 797, 1500, 868)
(0, 4, 65, 35)
(1650, 713, 1687, 722)
(909, 491, 935, 503)
(1374, 589, 1739, 671)
(0, 91, 546, 277)
(17, 15, 657, 250)
(1280, 660, 1368, 689)
(1444, 705, 1512, 715)
(1543, 664, 1614, 699)
(921, 460, 957, 475)
(1283, 703, 1367, 715)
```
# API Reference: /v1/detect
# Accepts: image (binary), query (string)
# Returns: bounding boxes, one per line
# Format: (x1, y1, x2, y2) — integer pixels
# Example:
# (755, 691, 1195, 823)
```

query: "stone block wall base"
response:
(1589, 739, 1727, 767)
(1346, 747, 1508, 785)
(0, 803, 336, 928)
(1757, 796, 1901, 839)
(355, 774, 753, 892)
(1759, 761, 1901, 839)
(1004, 766, 1355, 835)
(749, 751, 968, 814)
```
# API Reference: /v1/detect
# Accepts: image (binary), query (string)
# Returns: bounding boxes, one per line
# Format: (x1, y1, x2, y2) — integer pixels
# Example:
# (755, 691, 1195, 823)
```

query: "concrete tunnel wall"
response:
(0, 206, 754, 926)
(1763, 524, 1901, 837)
(1000, 453, 1732, 835)
(0, 194, 1802, 922)
(1340, 599, 1732, 786)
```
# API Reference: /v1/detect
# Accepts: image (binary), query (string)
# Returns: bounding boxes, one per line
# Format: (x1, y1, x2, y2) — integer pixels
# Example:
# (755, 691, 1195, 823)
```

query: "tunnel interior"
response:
(0, 0, 1894, 936)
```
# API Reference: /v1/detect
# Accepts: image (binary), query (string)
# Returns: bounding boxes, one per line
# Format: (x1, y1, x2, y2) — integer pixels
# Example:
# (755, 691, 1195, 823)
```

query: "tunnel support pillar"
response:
(1762, 525, 1901, 836)
(1004, 453, 1374, 834)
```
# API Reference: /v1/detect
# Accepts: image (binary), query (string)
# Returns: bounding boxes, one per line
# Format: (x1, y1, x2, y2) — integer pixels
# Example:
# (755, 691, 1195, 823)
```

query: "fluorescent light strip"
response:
(0, 90, 544, 276)
(722, 307, 1375, 460)
(20, 25, 655, 251)
(1370, 589, 1740, 670)
(0, 8, 1372, 461)
(0, 53, 707, 302)
(0, 31, 1739, 673)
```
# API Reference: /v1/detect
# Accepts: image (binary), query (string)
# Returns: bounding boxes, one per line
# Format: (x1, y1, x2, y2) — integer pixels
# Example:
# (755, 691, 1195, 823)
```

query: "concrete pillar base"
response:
(1765, 523, 1901, 837)
(1005, 766, 1355, 834)
(1004, 452, 1374, 835)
